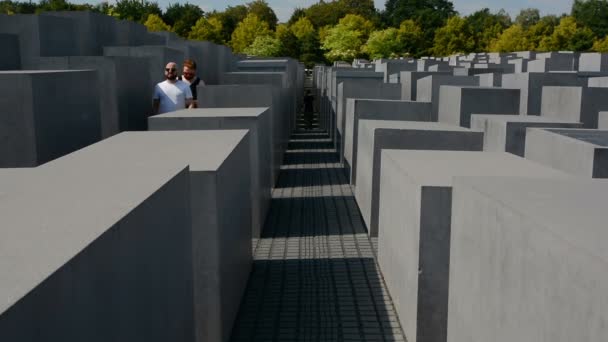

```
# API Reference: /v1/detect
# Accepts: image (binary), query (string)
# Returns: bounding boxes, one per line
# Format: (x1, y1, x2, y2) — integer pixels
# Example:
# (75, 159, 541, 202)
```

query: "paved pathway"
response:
(230, 114, 405, 342)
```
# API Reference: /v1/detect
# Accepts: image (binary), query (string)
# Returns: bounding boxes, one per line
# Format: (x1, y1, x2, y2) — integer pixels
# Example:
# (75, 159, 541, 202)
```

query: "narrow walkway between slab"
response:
(230, 112, 405, 342)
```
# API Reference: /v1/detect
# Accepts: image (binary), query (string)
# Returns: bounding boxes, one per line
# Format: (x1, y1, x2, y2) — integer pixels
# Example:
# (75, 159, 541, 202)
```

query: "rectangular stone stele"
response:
(0, 150, 194, 341)
(448, 177, 608, 342)
(599, 112, 608, 129)
(399, 71, 451, 101)
(438, 86, 520, 128)
(38, 130, 253, 342)
(501, 72, 581, 115)
(525, 128, 608, 178)
(470, 114, 583, 157)
(344, 99, 432, 184)
(416, 75, 480, 121)
(354, 120, 483, 237)
(148, 107, 272, 238)
(378, 151, 569, 342)
(541, 86, 608, 128)
(0, 70, 101, 167)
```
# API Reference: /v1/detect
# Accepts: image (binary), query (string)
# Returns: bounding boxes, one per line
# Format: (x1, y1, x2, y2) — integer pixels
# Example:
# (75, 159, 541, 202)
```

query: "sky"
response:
(163, 0, 575, 23)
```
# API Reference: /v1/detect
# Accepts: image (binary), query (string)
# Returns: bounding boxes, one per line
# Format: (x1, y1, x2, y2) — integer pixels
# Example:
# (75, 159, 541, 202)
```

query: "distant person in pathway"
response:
(178, 59, 204, 108)
(152, 61, 193, 115)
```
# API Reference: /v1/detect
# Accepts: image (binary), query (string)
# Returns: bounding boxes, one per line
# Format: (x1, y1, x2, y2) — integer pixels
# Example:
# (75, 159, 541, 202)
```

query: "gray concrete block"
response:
(541, 86, 608, 128)
(502, 72, 582, 115)
(579, 53, 608, 72)
(448, 177, 608, 342)
(103, 45, 185, 93)
(528, 52, 579, 72)
(0, 34, 20, 70)
(375, 61, 417, 82)
(197, 84, 281, 187)
(0, 149, 195, 342)
(438, 86, 520, 128)
(470, 114, 583, 156)
(416, 75, 479, 121)
(0, 14, 78, 60)
(344, 99, 432, 184)
(354, 120, 483, 236)
(41, 11, 118, 56)
(0, 70, 101, 167)
(588, 76, 608, 88)
(475, 72, 502, 87)
(378, 151, 569, 342)
(149, 108, 272, 237)
(599, 112, 608, 129)
(22, 56, 150, 137)
(525, 128, 608, 177)
(336, 82, 401, 156)
(400, 71, 451, 101)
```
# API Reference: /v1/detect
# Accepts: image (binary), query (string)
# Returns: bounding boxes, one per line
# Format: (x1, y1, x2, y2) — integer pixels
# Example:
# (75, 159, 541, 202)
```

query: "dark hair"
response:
(183, 59, 197, 70)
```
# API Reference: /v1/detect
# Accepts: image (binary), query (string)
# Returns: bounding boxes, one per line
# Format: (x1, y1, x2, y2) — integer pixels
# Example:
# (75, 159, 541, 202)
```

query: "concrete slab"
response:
(0, 146, 194, 341)
(448, 177, 608, 342)
(0, 34, 20, 70)
(541, 86, 608, 128)
(344, 99, 432, 184)
(416, 75, 479, 121)
(599, 112, 608, 129)
(525, 128, 608, 178)
(437, 86, 520, 128)
(149, 107, 272, 237)
(588, 76, 608, 88)
(0, 70, 101, 167)
(579, 53, 608, 72)
(378, 151, 569, 342)
(470, 114, 583, 156)
(354, 120, 483, 236)
(399, 71, 451, 101)
(501, 72, 582, 115)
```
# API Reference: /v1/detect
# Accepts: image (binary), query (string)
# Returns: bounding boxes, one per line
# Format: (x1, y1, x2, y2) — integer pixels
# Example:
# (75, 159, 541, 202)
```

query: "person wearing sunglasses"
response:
(152, 62, 194, 115)
(178, 59, 204, 108)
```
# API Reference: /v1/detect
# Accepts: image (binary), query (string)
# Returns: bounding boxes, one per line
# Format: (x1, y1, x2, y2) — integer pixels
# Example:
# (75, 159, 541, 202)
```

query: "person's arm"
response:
(185, 85, 194, 109)
(152, 85, 161, 115)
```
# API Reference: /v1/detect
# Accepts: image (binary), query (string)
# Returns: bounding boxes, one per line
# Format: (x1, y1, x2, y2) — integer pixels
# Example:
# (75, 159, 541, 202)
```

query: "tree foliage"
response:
(162, 3, 203, 38)
(113, 0, 161, 23)
(188, 16, 224, 44)
(465, 8, 511, 51)
(572, 0, 608, 37)
(515, 8, 540, 28)
(321, 14, 375, 62)
(593, 35, 608, 51)
(143, 13, 171, 32)
(398, 20, 424, 56)
(432, 16, 475, 56)
(291, 16, 315, 40)
(230, 13, 272, 53)
(244, 35, 281, 56)
(490, 24, 530, 52)
(364, 28, 402, 59)
(246, 0, 278, 30)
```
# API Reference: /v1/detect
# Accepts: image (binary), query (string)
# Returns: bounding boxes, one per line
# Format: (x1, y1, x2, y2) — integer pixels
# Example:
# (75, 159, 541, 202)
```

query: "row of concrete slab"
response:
(315, 51, 608, 342)
(0, 11, 306, 342)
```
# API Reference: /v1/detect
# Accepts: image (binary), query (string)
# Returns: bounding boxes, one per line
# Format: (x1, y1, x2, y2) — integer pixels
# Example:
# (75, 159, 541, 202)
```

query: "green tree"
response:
(490, 24, 530, 52)
(364, 28, 402, 59)
(466, 8, 511, 51)
(305, 1, 347, 28)
(397, 19, 423, 56)
(538, 16, 595, 51)
(288, 7, 307, 25)
(572, 0, 608, 37)
(188, 16, 224, 44)
(337, 14, 375, 39)
(247, 0, 278, 30)
(244, 35, 281, 56)
(231, 13, 273, 53)
(321, 14, 375, 62)
(162, 3, 204, 38)
(209, 4, 248, 42)
(113, 0, 161, 23)
(526, 15, 559, 49)
(432, 16, 475, 56)
(276, 24, 300, 58)
(144, 13, 171, 32)
(593, 35, 608, 51)
(515, 8, 540, 28)
(291, 16, 315, 40)
(299, 32, 324, 67)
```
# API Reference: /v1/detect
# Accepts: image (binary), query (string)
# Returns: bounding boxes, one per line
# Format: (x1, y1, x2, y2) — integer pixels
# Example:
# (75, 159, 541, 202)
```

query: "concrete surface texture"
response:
(579, 53, 608, 72)
(448, 177, 608, 342)
(378, 150, 569, 342)
(344, 99, 432, 184)
(0, 70, 101, 167)
(0, 34, 20, 70)
(470, 114, 583, 156)
(354, 120, 483, 237)
(437, 86, 521, 128)
(525, 128, 608, 178)
(588, 76, 608, 88)
(599, 112, 608, 129)
(399, 71, 450, 101)
(149, 107, 272, 238)
(501, 72, 581, 115)
(39, 129, 253, 342)
(541, 86, 608, 128)
(0, 147, 194, 341)
(416, 75, 479, 121)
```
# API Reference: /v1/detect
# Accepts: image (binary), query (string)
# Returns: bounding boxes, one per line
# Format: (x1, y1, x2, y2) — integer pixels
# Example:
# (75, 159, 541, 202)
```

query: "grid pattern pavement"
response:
(230, 115, 405, 342)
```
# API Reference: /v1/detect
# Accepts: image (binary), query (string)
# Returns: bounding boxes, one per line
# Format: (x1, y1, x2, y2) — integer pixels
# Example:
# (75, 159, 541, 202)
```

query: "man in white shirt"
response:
(152, 62, 194, 115)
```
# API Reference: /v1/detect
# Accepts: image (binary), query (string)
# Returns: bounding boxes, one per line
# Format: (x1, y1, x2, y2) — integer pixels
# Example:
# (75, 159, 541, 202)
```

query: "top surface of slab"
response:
(384, 150, 570, 186)
(546, 129, 608, 147)
(359, 119, 470, 132)
(0, 70, 93, 74)
(473, 114, 579, 123)
(152, 107, 269, 118)
(454, 176, 608, 262)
